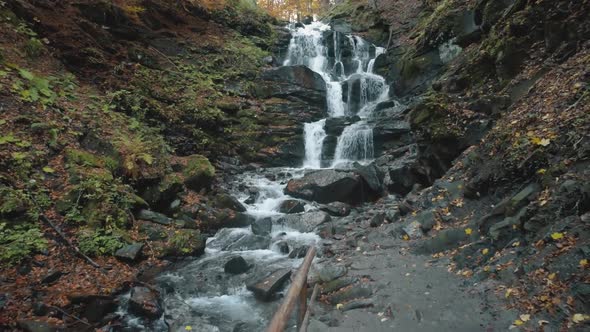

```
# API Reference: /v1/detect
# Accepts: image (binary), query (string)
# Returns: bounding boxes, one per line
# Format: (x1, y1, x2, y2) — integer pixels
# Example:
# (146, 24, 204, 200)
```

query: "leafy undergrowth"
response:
(0, 0, 280, 327)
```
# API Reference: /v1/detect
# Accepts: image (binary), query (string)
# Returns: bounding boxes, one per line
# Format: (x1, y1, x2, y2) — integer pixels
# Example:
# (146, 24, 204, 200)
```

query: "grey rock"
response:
(403, 221, 423, 239)
(278, 199, 305, 214)
(370, 213, 386, 227)
(137, 209, 172, 225)
(128, 286, 163, 319)
(277, 211, 331, 233)
(251, 217, 272, 236)
(320, 202, 351, 217)
(285, 169, 378, 204)
(115, 243, 144, 262)
(224, 256, 251, 274)
(321, 277, 357, 294)
(318, 265, 347, 282)
(41, 270, 63, 284)
(288, 245, 309, 258)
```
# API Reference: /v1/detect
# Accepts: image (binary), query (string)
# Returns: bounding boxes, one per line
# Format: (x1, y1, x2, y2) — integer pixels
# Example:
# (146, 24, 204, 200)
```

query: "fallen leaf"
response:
(550, 232, 564, 240)
(536, 168, 547, 174)
(465, 228, 473, 235)
(548, 273, 556, 280)
(538, 320, 549, 326)
(505, 288, 514, 298)
(520, 314, 531, 322)
(539, 138, 551, 146)
(514, 319, 524, 326)
(185, 326, 192, 331)
(572, 313, 590, 324)
(580, 259, 588, 268)
(336, 303, 344, 310)
(402, 234, 410, 241)
(512, 241, 520, 247)
(482, 248, 489, 255)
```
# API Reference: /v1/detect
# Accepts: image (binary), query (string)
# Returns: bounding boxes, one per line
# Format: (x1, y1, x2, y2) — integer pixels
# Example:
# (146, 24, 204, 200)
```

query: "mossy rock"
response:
(0, 186, 33, 221)
(164, 229, 206, 257)
(183, 155, 215, 191)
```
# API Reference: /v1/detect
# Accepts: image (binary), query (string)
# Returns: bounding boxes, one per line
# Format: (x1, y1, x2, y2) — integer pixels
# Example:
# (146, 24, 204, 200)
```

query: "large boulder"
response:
(128, 287, 163, 319)
(256, 65, 326, 109)
(278, 199, 305, 214)
(183, 155, 215, 192)
(284, 169, 378, 204)
(277, 211, 331, 233)
(208, 228, 270, 251)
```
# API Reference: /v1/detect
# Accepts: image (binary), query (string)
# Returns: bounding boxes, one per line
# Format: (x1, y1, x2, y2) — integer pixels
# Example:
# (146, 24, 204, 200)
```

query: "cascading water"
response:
(284, 22, 390, 168)
(118, 21, 391, 332)
(303, 119, 327, 169)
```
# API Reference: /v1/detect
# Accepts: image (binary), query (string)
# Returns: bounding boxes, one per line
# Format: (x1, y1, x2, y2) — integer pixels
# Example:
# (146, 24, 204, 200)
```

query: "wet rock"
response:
(277, 211, 331, 233)
(288, 245, 309, 258)
(214, 209, 255, 228)
(17, 320, 58, 332)
(324, 116, 360, 136)
(137, 209, 172, 225)
(164, 229, 206, 257)
(251, 217, 272, 236)
(320, 202, 351, 217)
(247, 268, 292, 301)
(278, 199, 305, 214)
(128, 286, 163, 319)
(233, 322, 258, 332)
(302, 15, 313, 25)
(213, 193, 246, 212)
(41, 270, 64, 284)
(276, 241, 290, 254)
(308, 319, 330, 332)
(318, 265, 347, 282)
(285, 169, 377, 204)
(224, 256, 251, 274)
(115, 243, 144, 262)
(70, 294, 118, 323)
(209, 229, 270, 251)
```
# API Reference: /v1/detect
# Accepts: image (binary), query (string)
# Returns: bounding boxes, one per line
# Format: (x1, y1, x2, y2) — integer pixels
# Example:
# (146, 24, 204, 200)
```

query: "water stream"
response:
(118, 21, 390, 331)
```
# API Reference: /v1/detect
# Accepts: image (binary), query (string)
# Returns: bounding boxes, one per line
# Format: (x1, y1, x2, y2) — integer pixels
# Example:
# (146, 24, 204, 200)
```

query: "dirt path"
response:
(309, 214, 517, 331)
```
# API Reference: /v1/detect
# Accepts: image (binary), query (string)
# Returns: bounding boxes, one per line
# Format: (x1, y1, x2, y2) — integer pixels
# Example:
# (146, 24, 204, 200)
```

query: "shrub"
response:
(78, 228, 125, 256)
(0, 223, 47, 265)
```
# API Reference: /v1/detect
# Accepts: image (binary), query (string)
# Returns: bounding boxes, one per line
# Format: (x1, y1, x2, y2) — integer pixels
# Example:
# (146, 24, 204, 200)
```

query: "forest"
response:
(0, 0, 588, 331)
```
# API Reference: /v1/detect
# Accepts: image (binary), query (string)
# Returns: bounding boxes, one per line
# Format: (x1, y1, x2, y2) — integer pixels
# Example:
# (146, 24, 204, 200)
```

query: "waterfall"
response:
(327, 82, 345, 117)
(332, 122, 374, 166)
(283, 22, 389, 169)
(303, 119, 327, 169)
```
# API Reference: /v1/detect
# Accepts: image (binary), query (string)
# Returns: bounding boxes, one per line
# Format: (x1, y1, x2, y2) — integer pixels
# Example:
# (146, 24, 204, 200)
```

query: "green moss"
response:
(184, 155, 215, 179)
(165, 229, 204, 256)
(0, 222, 47, 266)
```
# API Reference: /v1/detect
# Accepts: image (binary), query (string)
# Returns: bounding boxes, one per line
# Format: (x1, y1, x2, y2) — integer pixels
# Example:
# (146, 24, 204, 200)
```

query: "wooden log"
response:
(299, 283, 319, 332)
(266, 246, 316, 332)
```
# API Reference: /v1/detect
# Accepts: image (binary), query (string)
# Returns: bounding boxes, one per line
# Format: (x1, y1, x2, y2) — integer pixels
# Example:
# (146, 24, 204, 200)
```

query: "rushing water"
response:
(118, 21, 391, 332)
(284, 22, 389, 169)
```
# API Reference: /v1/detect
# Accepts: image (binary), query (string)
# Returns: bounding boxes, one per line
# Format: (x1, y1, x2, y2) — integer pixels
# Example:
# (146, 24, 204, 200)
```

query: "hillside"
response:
(0, 0, 589, 331)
